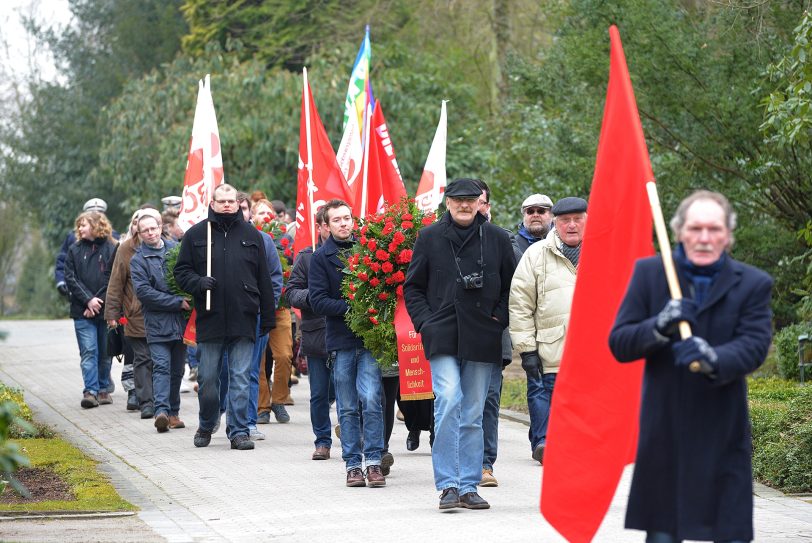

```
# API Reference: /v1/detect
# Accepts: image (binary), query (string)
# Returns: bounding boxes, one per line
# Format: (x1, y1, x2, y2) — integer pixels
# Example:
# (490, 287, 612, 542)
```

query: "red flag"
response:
(294, 68, 353, 256)
(540, 25, 654, 542)
(355, 101, 406, 217)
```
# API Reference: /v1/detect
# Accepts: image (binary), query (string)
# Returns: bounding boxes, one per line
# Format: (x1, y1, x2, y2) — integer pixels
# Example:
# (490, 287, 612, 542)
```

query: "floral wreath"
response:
(256, 218, 292, 308)
(341, 197, 436, 369)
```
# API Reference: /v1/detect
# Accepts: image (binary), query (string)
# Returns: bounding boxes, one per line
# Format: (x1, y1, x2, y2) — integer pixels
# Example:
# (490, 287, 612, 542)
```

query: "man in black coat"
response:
(174, 184, 276, 451)
(286, 206, 334, 461)
(609, 190, 773, 543)
(404, 178, 516, 511)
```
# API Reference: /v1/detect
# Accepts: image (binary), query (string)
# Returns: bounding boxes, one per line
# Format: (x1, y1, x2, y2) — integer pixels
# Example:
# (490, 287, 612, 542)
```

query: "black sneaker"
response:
(459, 491, 490, 510)
(532, 443, 545, 464)
(126, 390, 138, 411)
(270, 403, 290, 423)
(230, 434, 255, 450)
(381, 452, 394, 476)
(194, 429, 212, 448)
(439, 487, 460, 510)
(140, 405, 155, 419)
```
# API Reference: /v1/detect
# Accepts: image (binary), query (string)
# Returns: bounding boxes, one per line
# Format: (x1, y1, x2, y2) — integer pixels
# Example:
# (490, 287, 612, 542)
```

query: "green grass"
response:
(1, 437, 136, 512)
(501, 377, 528, 414)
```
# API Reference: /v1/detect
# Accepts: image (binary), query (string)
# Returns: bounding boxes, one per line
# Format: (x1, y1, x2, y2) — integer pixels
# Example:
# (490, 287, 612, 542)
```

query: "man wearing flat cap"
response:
(511, 193, 554, 259)
(404, 178, 516, 511)
(509, 196, 587, 464)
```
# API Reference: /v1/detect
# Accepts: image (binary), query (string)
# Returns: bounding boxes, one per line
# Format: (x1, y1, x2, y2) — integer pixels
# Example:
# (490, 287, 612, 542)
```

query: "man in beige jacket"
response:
(509, 196, 587, 464)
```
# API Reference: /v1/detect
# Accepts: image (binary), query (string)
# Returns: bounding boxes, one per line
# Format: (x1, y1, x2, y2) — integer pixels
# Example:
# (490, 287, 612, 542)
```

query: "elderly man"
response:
(609, 190, 772, 543)
(174, 183, 276, 451)
(405, 178, 516, 511)
(511, 193, 554, 259)
(509, 196, 587, 464)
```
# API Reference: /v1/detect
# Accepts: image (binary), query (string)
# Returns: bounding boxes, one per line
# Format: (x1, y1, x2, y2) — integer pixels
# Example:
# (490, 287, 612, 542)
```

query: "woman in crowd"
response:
(65, 210, 118, 408)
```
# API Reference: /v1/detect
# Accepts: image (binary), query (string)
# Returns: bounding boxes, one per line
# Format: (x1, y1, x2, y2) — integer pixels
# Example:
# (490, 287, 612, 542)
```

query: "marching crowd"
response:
(57, 180, 771, 542)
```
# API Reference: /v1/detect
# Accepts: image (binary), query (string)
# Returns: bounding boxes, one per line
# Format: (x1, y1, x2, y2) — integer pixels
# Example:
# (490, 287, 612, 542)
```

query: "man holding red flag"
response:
(609, 191, 772, 543)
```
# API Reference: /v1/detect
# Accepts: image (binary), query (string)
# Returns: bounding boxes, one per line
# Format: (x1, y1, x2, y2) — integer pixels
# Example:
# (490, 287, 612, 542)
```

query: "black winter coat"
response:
(286, 245, 327, 358)
(609, 255, 773, 542)
(309, 235, 363, 351)
(64, 237, 117, 321)
(404, 212, 515, 364)
(173, 207, 276, 343)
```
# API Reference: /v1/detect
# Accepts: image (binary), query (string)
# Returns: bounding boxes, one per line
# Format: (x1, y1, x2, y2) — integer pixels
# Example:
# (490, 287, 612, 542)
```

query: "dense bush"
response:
(774, 323, 812, 381)
(749, 377, 812, 493)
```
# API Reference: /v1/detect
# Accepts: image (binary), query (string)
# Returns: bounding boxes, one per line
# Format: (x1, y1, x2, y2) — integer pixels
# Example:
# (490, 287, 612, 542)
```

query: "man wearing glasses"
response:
(511, 194, 554, 259)
(174, 183, 276, 451)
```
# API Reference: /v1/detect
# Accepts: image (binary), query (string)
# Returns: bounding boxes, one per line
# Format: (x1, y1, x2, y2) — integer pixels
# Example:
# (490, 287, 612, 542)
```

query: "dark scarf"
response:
(557, 233, 581, 267)
(209, 207, 242, 230)
(674, 243, 726, 305)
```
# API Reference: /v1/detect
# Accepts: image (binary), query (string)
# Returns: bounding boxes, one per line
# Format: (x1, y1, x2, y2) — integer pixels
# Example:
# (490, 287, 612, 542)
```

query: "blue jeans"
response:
(482, 363, 503, 470)
(247, 317, 269, 429)
(646, 531, 748, 543)
(197, 338, 254, 440)
(186, 345, 199, 369)
(430, 355, 492, 495)
(149, 340, 186, 416)
(528, 372, 557, 449)
(73, 319, 111, 396)
(308, 355, 334, 447)
(333, 347, 383, 470)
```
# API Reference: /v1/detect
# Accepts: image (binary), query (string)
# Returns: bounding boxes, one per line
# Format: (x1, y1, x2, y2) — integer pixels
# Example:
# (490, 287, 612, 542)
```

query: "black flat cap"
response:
(552, 196, 588, 215)
(445, 178, 484, 199)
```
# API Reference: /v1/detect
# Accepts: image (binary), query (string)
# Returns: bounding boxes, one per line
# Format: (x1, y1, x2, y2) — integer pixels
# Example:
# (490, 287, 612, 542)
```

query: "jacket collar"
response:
(440, 211, 487, 245)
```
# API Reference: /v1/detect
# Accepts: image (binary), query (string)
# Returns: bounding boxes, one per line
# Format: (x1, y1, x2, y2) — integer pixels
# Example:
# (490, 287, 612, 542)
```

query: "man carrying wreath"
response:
(404, 178, 516, 511)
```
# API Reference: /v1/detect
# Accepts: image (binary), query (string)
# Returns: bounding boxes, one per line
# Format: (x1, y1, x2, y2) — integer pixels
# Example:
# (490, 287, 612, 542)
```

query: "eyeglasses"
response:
(214, 199, 237, 205)
(524, 207, 550, 215)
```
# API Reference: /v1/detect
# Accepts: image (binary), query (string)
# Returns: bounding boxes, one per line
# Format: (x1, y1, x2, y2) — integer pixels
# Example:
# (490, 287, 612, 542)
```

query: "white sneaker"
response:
(249, 428, 266, 441)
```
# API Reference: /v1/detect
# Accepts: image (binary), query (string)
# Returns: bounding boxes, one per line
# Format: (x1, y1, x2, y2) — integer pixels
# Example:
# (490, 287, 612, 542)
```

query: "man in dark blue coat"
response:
(609, 190, 773, 543)
(309, 199, 386, 488)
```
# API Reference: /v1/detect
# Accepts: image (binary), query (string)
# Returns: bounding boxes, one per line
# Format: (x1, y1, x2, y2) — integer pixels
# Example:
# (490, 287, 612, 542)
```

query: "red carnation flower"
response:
(349, 293, 355, 300)
(369, 277, 381, 287)
(375, 249, 390, 262)
(367, 308, 378, 314)
(392, 231, 406, 246)
(283, 271, 291, 279)
(284, 248, 292, 257)
(396, 285, 404, 297)
(382, 222, 395, 236)
(391, 270, 406, 283)
(397, 249, 413, 264)
(349, 283, 357, 292)
(279, 224, 287, 233)
(385, 275, 396, 285)
(367, 239, 377, 251)
(360, 235, 368, 245)
(369, 316, 379, 325)
(255, 224, 262, 230)
(378, 292, 389, 301)
(363, 255, 373, 266)
(263, 216, 271, 223)
(360, 225, 368, 235)
(401, 221, 414, 229)
(422, 215, 435, 226)
(402, 213, 413, 220)
(382, 262, 394, 273)
(358, 272, 369, 282)
(369, 262, 381, 273)
(281, 238, 290, 248)
(118, 316, 129, 325)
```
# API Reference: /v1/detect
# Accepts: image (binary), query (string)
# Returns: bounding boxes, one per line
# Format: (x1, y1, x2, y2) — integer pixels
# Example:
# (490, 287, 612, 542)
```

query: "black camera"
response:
(461, 272, 484, 290)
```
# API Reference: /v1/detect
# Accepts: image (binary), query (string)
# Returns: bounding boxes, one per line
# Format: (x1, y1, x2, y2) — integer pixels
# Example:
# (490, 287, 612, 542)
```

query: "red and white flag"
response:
(178, 74, 224, 232)
(294, 68, 354, 256)
(415, 100, 447, 212)
(540, 25, 653, 542)
(355, 101, 407, 218)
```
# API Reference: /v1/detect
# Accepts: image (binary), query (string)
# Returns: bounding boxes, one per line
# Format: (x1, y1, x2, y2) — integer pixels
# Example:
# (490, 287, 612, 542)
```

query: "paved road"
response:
(1, 320, 811, 542)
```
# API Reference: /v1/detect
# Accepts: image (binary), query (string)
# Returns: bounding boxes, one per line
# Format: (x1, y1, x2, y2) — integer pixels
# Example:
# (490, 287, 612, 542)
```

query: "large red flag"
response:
(540, 25, 654, 542)
(294, 68, 353, 256)
(354, 101, 406, 217)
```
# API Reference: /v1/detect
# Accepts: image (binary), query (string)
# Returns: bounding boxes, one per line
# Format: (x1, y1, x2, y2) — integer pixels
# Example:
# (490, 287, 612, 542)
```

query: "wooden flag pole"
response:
(645, 182, 701, 372)
(205, 221, 212, 311)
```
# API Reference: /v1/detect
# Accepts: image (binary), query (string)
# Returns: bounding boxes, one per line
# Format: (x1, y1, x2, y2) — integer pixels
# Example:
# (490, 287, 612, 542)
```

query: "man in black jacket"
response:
(404, 178, 516, 511)
(174, 184, 276, 451)
(286, 207, 334, 461)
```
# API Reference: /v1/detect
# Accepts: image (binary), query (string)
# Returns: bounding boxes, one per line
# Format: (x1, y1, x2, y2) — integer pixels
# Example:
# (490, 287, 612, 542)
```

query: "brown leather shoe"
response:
(312, 446, 330, 460)
(168, 416, 185, 429)
(346, 467, 366, 487)
(98, 392, 113, 405)
(154, 413, 169, 433)
(366, 465, 386, 487)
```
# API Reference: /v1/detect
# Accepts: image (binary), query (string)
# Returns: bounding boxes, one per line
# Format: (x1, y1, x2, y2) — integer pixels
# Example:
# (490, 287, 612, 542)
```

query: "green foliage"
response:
(751, 381, 812, 493)
(500, 377, 528, 414)
(0, 398, 32, 497)
(14, 232, 68, 318)
(0, 203, 22, 316)
(774, 322, 812, 380)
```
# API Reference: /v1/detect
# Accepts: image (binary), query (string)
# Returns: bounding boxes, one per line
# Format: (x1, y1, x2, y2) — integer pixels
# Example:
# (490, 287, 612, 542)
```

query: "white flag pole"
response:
(303, 67, 316, 250)
(203, 74, 213, 311)
(360, 101, 372, 218)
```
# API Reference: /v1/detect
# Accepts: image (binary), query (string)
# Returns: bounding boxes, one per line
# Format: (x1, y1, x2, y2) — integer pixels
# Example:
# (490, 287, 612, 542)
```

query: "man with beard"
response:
(511, 194, 554, 259)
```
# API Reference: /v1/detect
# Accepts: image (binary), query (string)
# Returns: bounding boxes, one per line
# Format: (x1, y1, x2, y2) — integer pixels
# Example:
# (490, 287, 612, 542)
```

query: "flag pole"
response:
(205, 222, 212, 310)
(360, 101, 371, 218)
(645, 182, 703, 372)
(203, 74, 213, 311)
(303, 67, 316, 250)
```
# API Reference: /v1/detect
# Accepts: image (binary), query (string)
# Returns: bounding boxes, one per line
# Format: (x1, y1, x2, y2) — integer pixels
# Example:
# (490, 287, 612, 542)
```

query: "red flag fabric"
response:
(354, 102, 407, 217)
(294, 69, 353, 256)
(540, 25, 654, 542)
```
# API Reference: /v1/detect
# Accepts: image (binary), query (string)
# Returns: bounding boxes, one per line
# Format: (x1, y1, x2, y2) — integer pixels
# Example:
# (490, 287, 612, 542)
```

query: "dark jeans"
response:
(130, 337, 153, 409)
(307, 355, 334, 447)
(646, 531, 749, 543)
(482, 363, 503, 470)
(149, 340, 186, 416)
(381, 376, 399, 452)
(528, 372, 557, 449)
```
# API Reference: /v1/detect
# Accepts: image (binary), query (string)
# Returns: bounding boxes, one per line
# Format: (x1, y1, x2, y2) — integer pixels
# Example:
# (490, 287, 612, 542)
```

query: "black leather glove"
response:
(655, 298, 698, 337)
(198, 276, 217, 293)
(520, 351, 542, 381)
(56, 281, 69, 297)
(672, 336, 718, 376)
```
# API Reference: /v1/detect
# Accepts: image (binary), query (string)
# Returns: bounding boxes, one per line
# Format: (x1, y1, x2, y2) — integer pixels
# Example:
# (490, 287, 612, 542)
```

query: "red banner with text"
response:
(394, 296, 433, 400)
